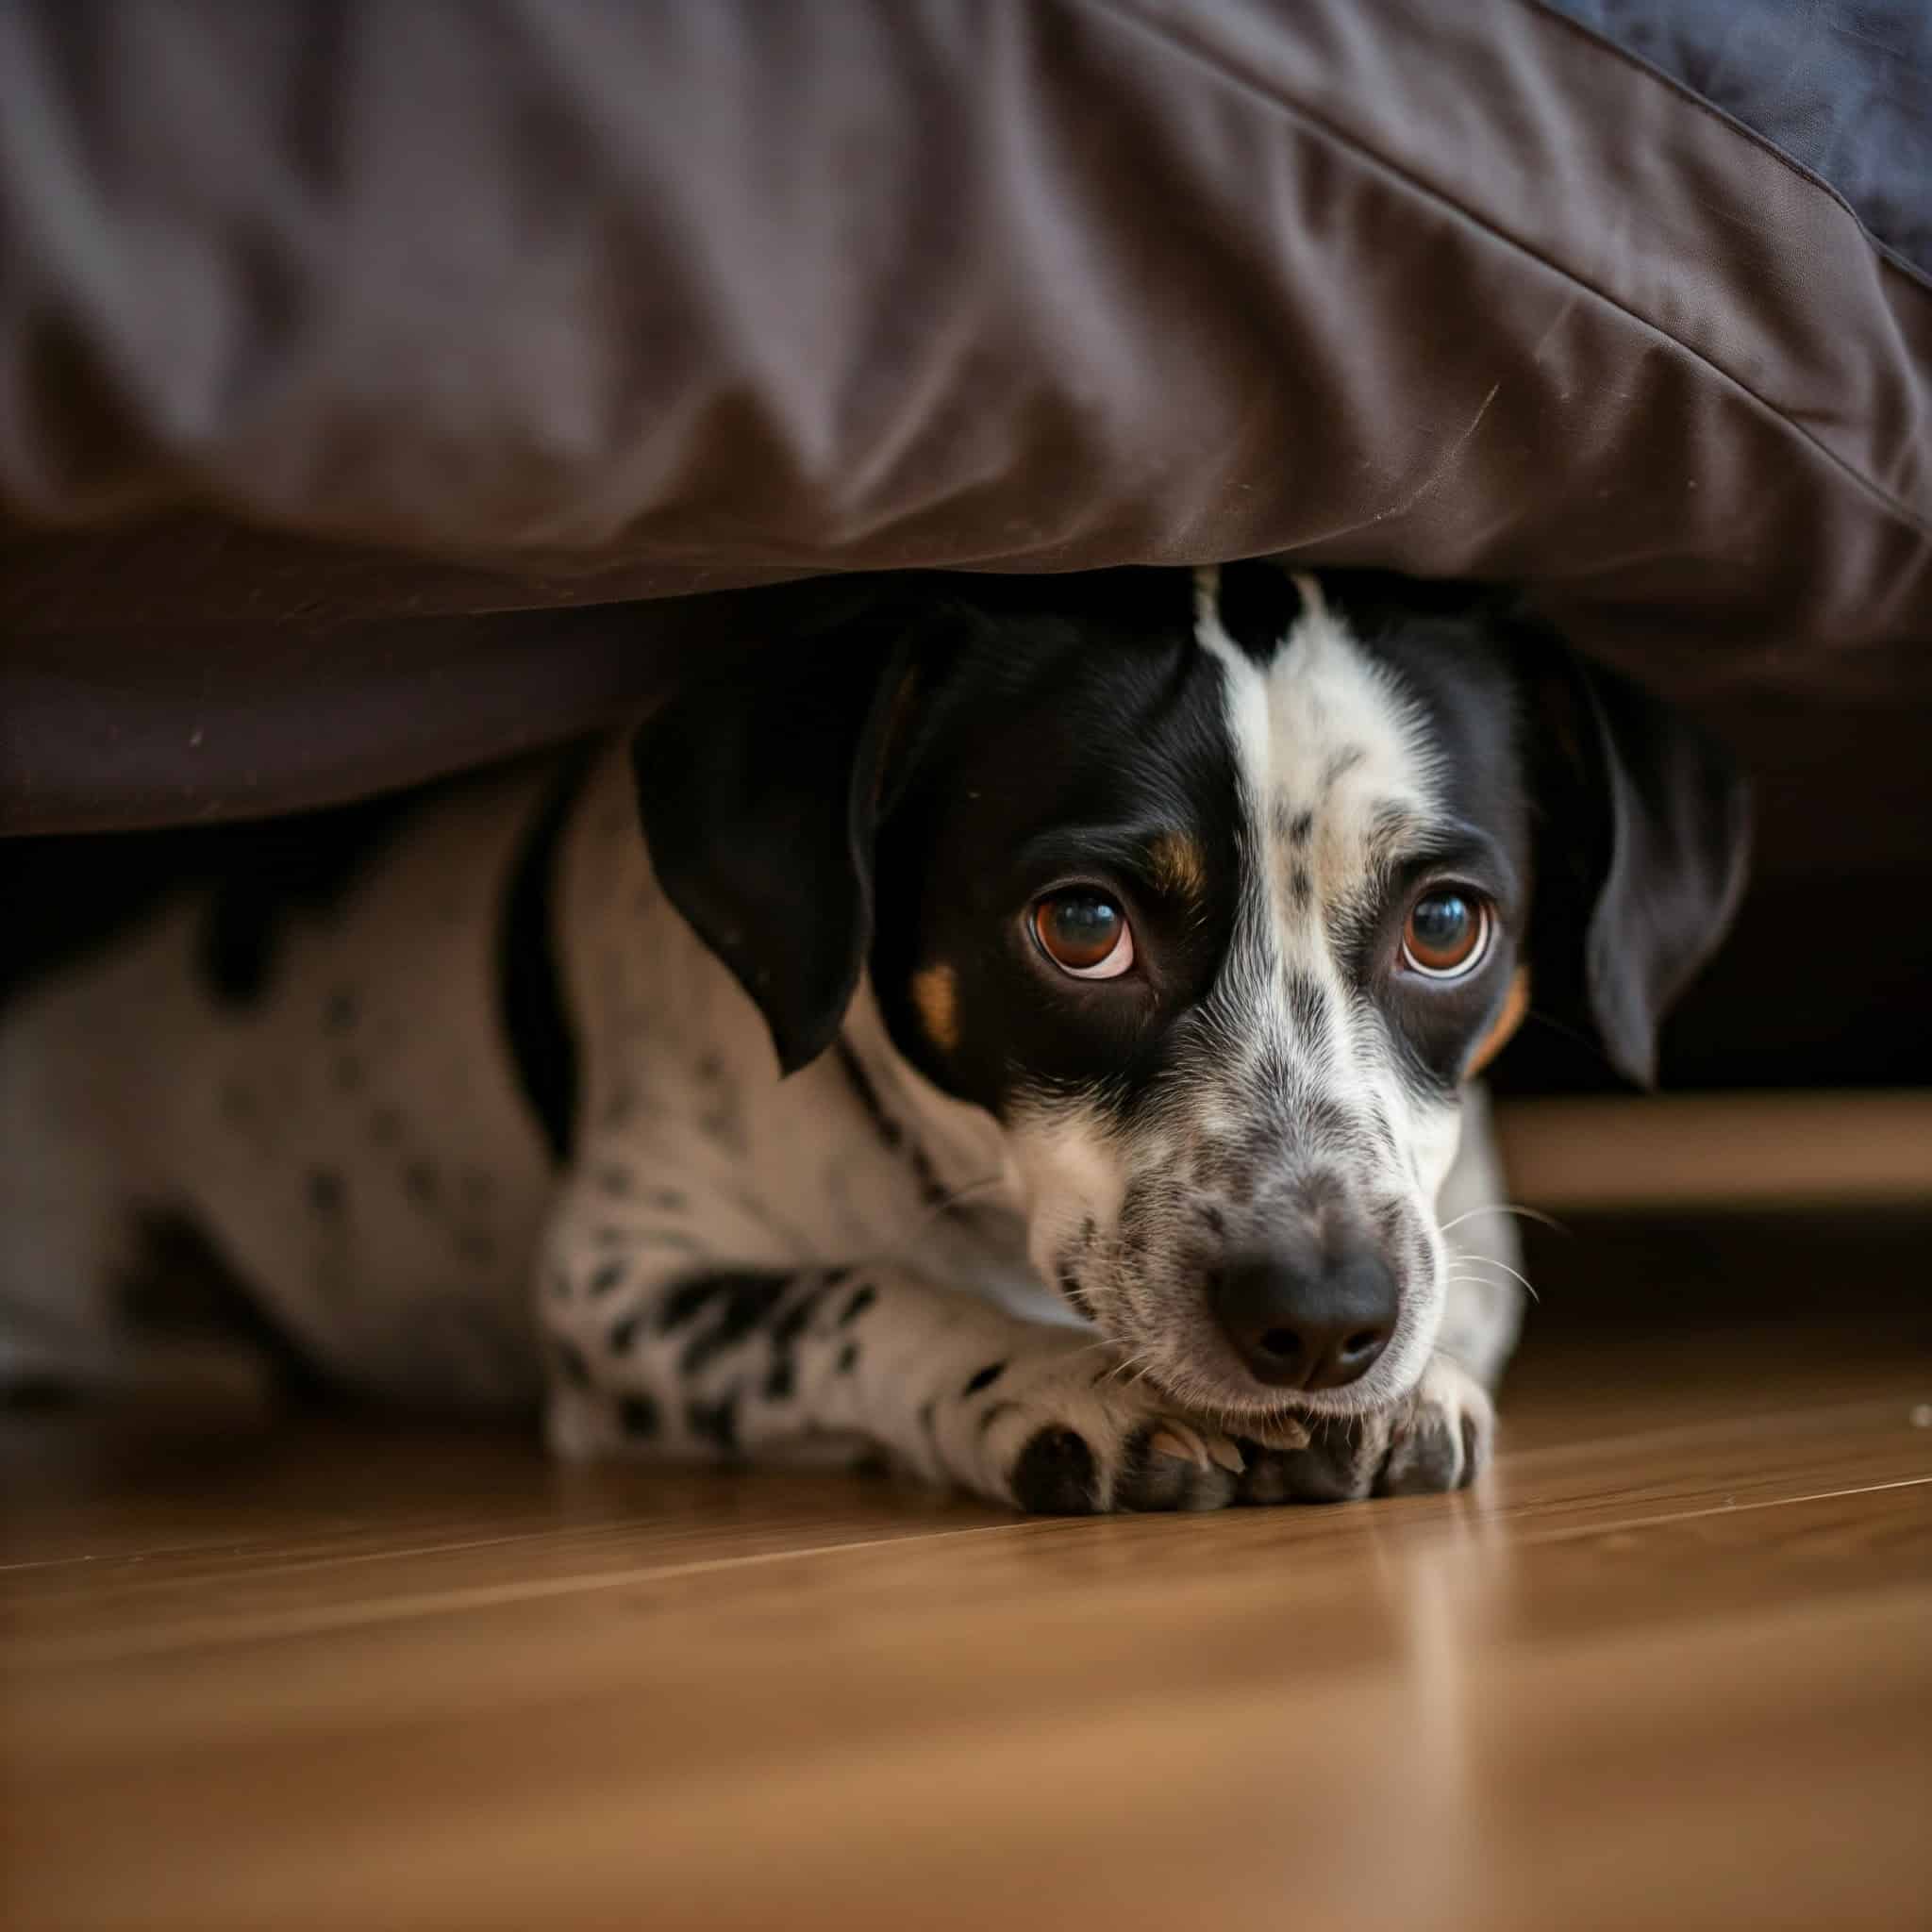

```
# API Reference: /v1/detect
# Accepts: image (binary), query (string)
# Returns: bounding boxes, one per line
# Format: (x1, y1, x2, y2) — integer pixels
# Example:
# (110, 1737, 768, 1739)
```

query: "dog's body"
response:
(0, 568, 1748, 1510)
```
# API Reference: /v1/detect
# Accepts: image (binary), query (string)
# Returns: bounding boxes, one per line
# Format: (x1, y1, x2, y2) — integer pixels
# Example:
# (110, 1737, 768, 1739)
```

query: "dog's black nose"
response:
(1211, 1249, 1398, 1391)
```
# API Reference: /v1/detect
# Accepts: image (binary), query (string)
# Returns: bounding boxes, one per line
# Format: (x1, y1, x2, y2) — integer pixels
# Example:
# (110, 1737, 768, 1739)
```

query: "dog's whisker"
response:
(1445, 1256, 1541, 1304)
(1063, 1337, 1122, 1365)
(1438, 1201, 1569, 1237)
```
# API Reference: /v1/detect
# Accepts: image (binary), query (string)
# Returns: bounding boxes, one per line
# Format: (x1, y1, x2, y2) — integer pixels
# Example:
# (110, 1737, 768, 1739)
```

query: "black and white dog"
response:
(0, 566, 1749, 1511)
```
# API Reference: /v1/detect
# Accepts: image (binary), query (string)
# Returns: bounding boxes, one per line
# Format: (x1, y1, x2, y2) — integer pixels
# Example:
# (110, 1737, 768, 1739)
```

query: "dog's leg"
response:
(535, 1084, 1529, 1514)
(544, 1241, 1284, 1511)
(537, 1160, 1338, 1512)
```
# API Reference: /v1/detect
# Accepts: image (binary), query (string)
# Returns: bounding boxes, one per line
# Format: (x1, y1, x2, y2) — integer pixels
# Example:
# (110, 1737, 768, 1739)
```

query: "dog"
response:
(0, 565, 1750, 1511)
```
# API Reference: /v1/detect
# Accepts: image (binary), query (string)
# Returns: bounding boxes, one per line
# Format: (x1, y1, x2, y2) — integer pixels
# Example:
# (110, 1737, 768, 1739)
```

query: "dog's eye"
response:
(1402, 891, 1491, 979)
(1032, 892, 1135, 979)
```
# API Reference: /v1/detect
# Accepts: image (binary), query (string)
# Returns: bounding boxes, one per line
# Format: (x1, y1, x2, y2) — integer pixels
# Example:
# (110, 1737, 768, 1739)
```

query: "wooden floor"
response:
(3, 1215, 1928, 1930)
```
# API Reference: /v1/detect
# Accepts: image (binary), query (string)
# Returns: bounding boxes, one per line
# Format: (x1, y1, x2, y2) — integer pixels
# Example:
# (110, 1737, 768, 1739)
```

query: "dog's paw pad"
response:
(1235, 1414, 1390, 1504)
(1374, 1359, 1493, 1495)
(1110, 1421, 1242, 1512)
(1008, 1425, 1100, 1514)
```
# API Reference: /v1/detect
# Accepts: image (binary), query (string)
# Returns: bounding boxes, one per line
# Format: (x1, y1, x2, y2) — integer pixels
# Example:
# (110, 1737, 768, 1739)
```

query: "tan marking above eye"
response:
(1148, 832, 1206, 902)
(910, 963, 960, 1053)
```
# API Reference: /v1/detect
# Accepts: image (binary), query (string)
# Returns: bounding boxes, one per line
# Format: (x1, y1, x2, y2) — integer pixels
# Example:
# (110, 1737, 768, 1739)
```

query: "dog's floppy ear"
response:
(1523, 634, 1752, 1089)
(629, 619, 916, 1077)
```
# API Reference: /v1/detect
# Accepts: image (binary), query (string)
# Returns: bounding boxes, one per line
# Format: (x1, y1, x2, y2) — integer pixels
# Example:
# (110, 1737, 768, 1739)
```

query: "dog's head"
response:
(632, 567, 1750, 1419)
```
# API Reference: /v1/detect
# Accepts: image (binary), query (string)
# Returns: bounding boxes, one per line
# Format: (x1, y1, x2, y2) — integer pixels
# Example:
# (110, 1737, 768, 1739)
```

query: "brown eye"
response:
(1032, 891, 1135, 979)
(1402, 891, 1491, 980)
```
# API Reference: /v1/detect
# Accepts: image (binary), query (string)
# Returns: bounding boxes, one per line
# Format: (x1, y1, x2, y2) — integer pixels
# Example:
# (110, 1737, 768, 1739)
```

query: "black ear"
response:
(629, 620, 915, 1077)
(1524, 639, 1753, 1089)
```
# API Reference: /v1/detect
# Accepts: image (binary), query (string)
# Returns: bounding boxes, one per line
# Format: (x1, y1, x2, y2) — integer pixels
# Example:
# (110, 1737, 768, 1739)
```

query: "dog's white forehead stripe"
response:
(1196, 566, 1444, 966)
(1191, 558, 1459, 1249)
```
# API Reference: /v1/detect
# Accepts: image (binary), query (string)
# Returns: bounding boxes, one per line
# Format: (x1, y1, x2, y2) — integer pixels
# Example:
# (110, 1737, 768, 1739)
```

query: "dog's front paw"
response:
(939, 1344, 1252, 1514)
(1374, 1356, 1493, 1495)
(1224, 1356, 1494, 1503)
(947, 1346, 1493, 1514)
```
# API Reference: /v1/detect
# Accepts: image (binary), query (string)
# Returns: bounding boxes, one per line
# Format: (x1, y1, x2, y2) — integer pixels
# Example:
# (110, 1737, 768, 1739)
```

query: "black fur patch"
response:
(685, 1393, 740, 1454)
(621, 1392, 660, 1439)
(550, 1340, 591, 1389)
(962, 1360, 1007, 1396)
(838, 1284, 877, 1326)
(836, 1341, 861, 1374)
(679, 1272, 791, 1374)
(192, 791, 422, 1010)
(497, 749, 595, 1165)
(588, 1259, 627, 1297)
(763, 1357, 796, 1401)
(1008, 1427, 1099, 1515)
(772, 1283, 832, 1347)
(656, 1273, 730, 1329)
(866, 584, 1244, 1128)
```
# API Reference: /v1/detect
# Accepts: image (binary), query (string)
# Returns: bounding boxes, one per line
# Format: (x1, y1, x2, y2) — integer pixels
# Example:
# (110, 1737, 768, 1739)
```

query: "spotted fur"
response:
(0, 567, 1749, 1511)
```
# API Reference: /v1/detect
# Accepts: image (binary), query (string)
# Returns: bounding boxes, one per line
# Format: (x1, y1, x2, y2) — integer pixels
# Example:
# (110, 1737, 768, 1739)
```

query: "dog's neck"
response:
(839, 979, 1081, 1325)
